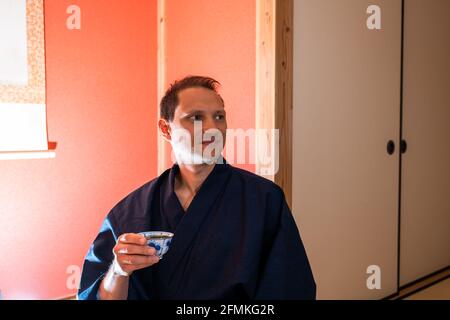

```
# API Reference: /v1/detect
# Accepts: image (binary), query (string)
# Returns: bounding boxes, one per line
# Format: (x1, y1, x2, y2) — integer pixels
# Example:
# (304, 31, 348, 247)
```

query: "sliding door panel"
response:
(293, 0, 401, 299)
(400, 0, 450, 286)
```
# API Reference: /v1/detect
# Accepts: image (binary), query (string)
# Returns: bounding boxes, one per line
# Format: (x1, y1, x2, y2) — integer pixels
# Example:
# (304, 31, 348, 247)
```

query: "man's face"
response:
(165, 87, 227, 163)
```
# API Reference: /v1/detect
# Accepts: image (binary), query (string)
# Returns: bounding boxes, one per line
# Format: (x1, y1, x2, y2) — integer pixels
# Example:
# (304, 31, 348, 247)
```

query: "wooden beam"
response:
(256, 0, 293, 208)
(275, 0, 293, 208)
(157, 0, 167, 174)
(256, 0, 276, 180)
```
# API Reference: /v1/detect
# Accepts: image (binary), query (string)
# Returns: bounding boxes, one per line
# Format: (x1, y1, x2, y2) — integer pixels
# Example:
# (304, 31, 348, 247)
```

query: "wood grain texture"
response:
(256, 0, 293, 208)
(157, 0, 167, 174)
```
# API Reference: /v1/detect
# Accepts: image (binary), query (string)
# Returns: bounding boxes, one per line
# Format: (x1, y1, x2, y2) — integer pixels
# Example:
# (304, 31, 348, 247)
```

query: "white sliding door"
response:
(400, 0, 450, 286)
(292, 0, 402, 299)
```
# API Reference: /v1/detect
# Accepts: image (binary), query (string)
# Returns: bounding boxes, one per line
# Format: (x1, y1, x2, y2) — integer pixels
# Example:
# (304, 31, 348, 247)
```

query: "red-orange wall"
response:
(0, 0, 157, 299)
(0, 0, 255, 299)
(164, 0, 256, 172)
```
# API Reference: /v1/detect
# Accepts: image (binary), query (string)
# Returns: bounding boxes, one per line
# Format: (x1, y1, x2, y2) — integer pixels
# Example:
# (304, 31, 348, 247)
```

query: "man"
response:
(78, 75, 316, 300)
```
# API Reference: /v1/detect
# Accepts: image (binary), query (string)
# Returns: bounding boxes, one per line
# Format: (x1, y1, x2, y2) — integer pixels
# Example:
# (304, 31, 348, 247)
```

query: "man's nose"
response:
(202, 117, 218, 132)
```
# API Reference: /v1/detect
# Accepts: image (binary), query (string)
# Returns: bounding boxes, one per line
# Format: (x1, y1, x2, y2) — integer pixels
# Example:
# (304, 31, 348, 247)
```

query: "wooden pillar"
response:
(157, 0, 168, 174)
(256, 0, 293, 207)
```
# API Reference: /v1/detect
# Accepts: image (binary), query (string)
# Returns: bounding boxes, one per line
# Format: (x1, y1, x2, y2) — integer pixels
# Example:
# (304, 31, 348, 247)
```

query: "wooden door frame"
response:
(256, 0, 293, 208)
(157, 0, 168, 175)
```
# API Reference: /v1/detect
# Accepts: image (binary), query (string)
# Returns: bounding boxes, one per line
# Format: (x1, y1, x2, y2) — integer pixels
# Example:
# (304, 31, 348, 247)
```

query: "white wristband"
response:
(112, 259, 130, 277)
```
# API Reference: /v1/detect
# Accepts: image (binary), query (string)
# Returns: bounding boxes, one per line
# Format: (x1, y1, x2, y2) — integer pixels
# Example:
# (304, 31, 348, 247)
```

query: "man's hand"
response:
(99, 233, 160, 299)
(112, 233, 160, 276)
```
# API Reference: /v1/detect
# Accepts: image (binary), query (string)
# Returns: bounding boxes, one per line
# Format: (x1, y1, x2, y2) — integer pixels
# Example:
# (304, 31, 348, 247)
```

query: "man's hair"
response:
(160, 75, 224, 121)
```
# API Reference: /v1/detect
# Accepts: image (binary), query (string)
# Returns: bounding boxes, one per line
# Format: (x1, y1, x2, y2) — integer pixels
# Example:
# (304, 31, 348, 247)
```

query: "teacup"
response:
(139, 231, 174, 259)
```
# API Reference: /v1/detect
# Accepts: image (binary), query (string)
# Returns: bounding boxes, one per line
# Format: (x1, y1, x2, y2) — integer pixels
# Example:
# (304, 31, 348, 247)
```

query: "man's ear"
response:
(158, 119, 172, 142)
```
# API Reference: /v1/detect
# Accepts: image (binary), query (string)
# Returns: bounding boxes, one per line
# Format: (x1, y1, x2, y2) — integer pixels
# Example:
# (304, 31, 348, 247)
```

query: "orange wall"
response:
(0, 0, 255, 299)
(164, 0, 256, 172)
(0, 0, 157, 299)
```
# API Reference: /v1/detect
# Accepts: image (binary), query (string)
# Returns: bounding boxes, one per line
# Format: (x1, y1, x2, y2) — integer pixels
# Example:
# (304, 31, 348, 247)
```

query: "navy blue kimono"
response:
(78, 158, 316, 300)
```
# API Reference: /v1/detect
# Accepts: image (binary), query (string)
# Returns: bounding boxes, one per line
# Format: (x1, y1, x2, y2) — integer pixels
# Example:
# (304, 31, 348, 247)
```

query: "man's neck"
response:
(176, 162, 216, 195)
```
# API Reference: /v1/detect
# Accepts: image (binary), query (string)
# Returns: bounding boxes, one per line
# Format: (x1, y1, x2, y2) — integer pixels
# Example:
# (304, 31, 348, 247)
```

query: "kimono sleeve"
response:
(254, 189, 316, 300)
(77, 213, 120, 300)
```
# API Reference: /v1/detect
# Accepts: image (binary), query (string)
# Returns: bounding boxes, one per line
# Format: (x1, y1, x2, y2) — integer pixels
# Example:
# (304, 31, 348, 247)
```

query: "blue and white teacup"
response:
(139, 231, 174, 259)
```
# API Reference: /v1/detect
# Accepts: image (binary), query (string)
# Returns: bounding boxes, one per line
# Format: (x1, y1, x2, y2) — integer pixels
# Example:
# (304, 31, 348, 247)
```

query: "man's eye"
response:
(215, 114, 225, 121)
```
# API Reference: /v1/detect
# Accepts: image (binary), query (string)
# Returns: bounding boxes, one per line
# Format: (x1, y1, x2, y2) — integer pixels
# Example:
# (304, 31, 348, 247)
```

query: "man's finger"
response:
(118, 233, 146, 245)
(118, 254, 159, 266)
(114, 244, 156, 256)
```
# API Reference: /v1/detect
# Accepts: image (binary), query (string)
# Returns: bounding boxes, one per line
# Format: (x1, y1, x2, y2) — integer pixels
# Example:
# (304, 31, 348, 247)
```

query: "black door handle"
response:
(401, 139, 407, 154)
(387, 140, 395, 155)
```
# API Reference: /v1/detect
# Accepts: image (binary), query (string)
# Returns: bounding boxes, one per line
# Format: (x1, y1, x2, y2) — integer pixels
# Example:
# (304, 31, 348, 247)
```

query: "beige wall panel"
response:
(293, 0, 402, 299)
(400, 0, 450, 286)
